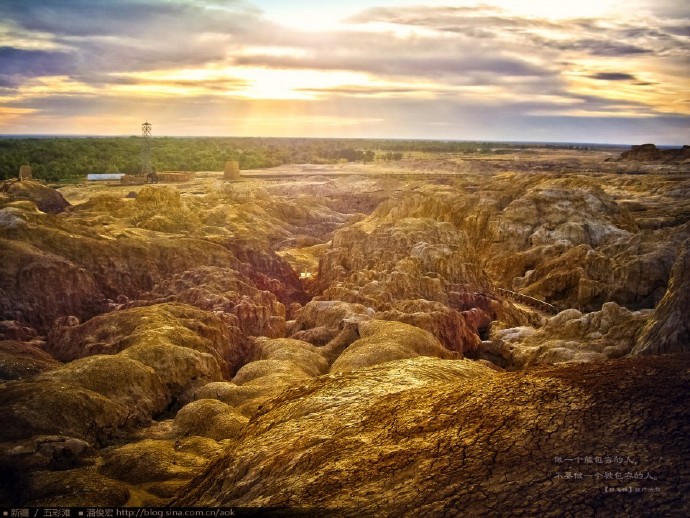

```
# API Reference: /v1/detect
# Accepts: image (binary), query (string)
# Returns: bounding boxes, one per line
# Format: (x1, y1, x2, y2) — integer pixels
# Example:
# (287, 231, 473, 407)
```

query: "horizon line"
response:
(0, 134, 679, 147)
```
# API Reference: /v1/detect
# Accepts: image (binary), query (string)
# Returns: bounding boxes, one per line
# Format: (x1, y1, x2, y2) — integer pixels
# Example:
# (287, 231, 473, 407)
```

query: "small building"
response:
(120, 174, 147, 185)
(87, 173, 125, 181)
(157, 171, 195, 183)
(18, 165, 32, 180)
(119, 171, 194, 185)
(224, 160, 240, 180)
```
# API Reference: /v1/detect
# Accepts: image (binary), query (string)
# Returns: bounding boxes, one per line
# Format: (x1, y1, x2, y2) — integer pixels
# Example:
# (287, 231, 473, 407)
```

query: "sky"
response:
(0, 0, 688, 144)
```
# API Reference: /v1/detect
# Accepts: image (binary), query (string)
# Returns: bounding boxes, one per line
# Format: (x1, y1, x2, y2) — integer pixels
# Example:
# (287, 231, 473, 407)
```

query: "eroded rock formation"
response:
(633, 238, 690, 355)
(175, 354, 690, 515)
(479, 302, 651, 369)
(620, 143, 690, 162)
(0, 160, 688, 511)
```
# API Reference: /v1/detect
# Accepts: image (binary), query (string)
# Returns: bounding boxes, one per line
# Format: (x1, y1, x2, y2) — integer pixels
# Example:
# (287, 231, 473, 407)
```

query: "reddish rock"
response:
(0, 320, 38, 341)
(143, 266, 286, 339)
(0, 239, 105, 332)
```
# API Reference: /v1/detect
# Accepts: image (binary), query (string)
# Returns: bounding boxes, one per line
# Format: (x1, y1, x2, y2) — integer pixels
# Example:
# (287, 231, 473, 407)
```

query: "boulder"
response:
(0, 340, 60, 380)
(0, 180, 71, 214)
(330, 320, 458, 373)
(21, 467, 129, 507)
(100, 437, 221, 485)
(172, 399, 248, 440)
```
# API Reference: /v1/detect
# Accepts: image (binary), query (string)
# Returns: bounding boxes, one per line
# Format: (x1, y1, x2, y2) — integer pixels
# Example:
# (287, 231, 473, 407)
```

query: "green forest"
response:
(0, 136, 594, 181)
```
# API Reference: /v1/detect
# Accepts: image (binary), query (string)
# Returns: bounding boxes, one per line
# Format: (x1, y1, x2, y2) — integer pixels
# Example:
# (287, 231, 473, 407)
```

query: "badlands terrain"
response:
(0, 146, 689, 515)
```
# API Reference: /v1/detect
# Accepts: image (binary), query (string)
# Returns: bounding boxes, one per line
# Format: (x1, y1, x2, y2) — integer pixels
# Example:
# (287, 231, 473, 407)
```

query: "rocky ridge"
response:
(175, 354, 690, 515)
(619, 143, 690, 162)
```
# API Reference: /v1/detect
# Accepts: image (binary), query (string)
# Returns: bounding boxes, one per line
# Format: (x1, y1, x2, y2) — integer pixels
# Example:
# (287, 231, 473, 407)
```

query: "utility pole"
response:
(141, 121, 157, 182)
(141, 121, 152, 176)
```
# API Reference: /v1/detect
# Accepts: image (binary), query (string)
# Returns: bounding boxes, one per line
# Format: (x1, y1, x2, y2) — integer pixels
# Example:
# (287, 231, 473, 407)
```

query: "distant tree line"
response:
(0, 136, 593, 181)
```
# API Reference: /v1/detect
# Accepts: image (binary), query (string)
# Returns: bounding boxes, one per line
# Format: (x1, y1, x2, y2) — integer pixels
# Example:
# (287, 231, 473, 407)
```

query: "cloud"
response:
(583, 72, 657, 87)
(0, 0, 261, 38)
(589, 72, 638, 81)
(345, 4, 673, 58)
(235, 52, 552, 79)
(0, 47, 76, 85)
(553, 39, 652, 56)
(0, 0, 270, 85)
(0, 1, 688, 142)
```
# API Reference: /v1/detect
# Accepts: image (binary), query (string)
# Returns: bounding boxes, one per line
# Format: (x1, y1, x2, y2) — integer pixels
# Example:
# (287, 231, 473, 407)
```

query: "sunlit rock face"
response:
(45, 303, 242, 375)
(0, 303, 235, 506)
(174, 354, 690, 515)
(0, 160, 689, 510)
(2, 304, 232, 443)
(329, 320, 459, 373)
(313, 190, 511, 354)
(478, 302, 651, 369)
(633, 238, 690, 355)
(473, 175, 677, 312)
(141, 266, 286, 339)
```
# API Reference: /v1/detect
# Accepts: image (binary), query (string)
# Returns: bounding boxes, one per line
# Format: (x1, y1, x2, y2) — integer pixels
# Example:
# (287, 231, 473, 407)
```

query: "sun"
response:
(231, 67, 371, 100)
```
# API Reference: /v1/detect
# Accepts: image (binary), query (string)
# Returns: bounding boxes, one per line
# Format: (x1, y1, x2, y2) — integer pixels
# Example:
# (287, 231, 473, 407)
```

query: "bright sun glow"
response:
(111, 67, 375, 100)
(231, 68, 371, 100)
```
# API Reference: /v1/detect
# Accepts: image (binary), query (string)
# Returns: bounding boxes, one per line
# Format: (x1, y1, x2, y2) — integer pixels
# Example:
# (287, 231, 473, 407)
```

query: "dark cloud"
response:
(661, 24, 690, 38)
(571, 40, 652, 56)
(0, 0, 260, 38)
(0, 0, 273, 87)
(0, 46, 77, 86)
(589, 72, 638, 81)
(585, 72, 660, 87)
